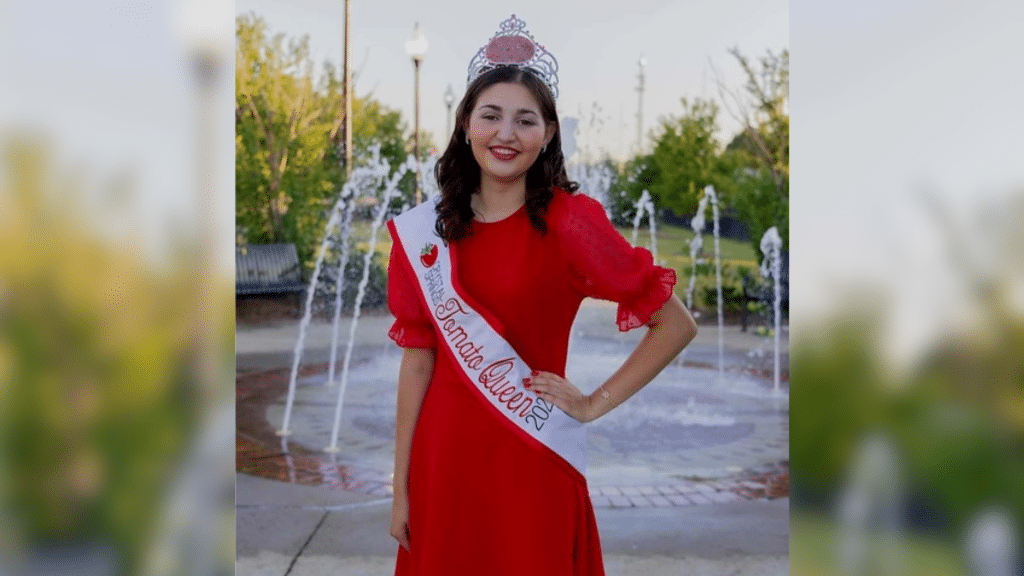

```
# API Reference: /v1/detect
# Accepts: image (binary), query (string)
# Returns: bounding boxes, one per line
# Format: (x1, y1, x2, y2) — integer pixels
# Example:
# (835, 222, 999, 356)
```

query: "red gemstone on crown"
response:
(485, 35, 535, 64)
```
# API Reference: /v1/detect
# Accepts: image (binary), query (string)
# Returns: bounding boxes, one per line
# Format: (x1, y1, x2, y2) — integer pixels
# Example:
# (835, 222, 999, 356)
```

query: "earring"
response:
(465, 135, 470, 145)
(541, 143, 547, 153)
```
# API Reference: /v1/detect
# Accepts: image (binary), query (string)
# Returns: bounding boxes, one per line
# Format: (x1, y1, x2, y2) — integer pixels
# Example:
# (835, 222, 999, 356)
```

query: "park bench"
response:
(235, 243, 307, 316)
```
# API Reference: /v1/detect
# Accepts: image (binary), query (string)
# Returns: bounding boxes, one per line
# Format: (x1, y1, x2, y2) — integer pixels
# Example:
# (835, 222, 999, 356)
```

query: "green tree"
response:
(726, 161, 788, 261)
(236, 14, 419, 266)
(607, 154, 656, 226)
(647, 98, 734, 217)
(727, 47, 788, 199)
(351, 97, 406, 169)
(716, 48, 789, 257)
(235, 13, 342, 260)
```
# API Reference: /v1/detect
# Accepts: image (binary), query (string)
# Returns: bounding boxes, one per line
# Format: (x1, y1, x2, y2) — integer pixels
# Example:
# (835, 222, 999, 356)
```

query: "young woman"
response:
(385, 15, 697, 575)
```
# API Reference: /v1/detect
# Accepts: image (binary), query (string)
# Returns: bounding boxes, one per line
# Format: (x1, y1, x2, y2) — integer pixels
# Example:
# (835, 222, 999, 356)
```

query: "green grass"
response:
(617, 224, 760, 309)
(790, 512, 969, 576)
(614, 224, 758, 267)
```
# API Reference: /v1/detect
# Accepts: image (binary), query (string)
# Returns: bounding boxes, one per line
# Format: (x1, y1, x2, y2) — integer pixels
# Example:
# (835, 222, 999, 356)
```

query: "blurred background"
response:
(0, 0, 235, 575)
(791, 0, 1024, 574)
(2, 0, 1023, 574)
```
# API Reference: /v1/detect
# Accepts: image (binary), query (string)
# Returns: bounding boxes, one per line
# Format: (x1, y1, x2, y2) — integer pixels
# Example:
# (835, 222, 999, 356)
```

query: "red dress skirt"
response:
(387, 189, 675, 575)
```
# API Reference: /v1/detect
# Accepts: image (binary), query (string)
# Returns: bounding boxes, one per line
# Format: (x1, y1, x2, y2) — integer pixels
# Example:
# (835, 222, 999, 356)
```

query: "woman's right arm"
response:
(390, 346, 435, 552)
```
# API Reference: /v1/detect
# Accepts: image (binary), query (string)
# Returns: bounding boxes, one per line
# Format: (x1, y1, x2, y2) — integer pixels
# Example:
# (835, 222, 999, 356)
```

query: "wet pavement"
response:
(236, 299, 789, 575)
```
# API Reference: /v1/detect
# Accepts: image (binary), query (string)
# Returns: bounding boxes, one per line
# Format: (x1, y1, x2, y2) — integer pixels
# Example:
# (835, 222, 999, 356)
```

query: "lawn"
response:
(615, 223, 758, 268)
(790, 512, 969, 576)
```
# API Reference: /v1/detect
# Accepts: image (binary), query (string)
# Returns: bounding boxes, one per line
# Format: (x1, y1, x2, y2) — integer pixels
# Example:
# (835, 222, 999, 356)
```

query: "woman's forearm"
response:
(393, 347, 435, 496)
(586, 295, 696, 422)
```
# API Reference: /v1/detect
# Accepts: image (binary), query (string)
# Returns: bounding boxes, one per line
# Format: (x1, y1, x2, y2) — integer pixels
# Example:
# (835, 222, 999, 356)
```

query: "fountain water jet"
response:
(680, 186, 724, 380)
(837, 434, 905, 575)
(278, 205, 343, 436)
(630, 189, 658, 263)
(759, 226, 783, 395)
(278, 145, 415, 439)
(326, 155, 420, 453)
(966, 507, 1019, 576)
(683, 195, 708, 318)
(324, 186, 357, 388)
(568, 162, 613, 219)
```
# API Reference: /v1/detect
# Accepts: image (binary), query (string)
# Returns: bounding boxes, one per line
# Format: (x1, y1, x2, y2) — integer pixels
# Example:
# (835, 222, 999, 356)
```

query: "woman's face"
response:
(465, 81, 554, 189)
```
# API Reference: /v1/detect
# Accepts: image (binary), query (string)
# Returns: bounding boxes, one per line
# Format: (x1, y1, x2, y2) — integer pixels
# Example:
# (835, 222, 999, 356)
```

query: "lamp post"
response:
(168, 3, 233, 574)
(405, 23, 428, 205)
(444, 84, 455, 139)
(636, 55, 646, 155)
(172, 0, 231, 406)
(343, 0, 353, 177)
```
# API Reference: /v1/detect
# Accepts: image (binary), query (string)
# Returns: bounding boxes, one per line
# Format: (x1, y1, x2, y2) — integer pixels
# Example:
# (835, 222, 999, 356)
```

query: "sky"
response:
(234, 0, 789, 161)
(0, 0, 236, 270)
(791, 0, 1024, 368)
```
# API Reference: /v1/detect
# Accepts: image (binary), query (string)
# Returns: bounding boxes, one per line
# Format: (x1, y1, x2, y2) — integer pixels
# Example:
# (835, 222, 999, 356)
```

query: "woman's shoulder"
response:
(547, 187, 605, 227)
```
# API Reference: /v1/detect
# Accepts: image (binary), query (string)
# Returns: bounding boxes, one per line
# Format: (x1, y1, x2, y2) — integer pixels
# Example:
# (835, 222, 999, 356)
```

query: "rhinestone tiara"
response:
(466, 14, 559, 99)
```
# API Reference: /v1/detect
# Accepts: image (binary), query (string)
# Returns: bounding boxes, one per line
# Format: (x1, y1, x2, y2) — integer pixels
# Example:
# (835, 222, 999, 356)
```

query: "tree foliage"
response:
(616, 48, 789, 264)
(606, 154, 656, 226)
(235, 14, 339, 255)
(647, 98, 736, 217)
(727, 47, 788, 199)
(609, 98, 729, 226)
(718, 48, 789, 257)
(235, 13, 417, 265)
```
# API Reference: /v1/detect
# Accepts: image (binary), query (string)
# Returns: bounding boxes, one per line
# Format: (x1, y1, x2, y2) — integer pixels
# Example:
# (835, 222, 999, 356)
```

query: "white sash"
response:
(388, 198, 587, 476)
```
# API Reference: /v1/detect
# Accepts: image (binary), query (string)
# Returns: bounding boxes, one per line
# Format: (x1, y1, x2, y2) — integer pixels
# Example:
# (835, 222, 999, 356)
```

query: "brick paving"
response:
(237, 305, 789, 511)
(237, 362, 788, 509)
(237, 375, 782, 508)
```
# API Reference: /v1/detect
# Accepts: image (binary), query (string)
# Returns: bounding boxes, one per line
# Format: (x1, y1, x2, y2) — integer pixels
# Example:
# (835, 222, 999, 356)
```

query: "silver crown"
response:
(466, 14, 559, 98)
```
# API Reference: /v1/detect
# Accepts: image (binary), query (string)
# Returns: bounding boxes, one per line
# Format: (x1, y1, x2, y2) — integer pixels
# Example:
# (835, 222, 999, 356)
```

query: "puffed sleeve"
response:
(555, 192, 677, 331)
(386, 243, 437, 348)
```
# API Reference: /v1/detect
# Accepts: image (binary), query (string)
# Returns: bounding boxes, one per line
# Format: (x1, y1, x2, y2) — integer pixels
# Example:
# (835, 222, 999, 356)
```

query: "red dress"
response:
(387, 189, 675, 575)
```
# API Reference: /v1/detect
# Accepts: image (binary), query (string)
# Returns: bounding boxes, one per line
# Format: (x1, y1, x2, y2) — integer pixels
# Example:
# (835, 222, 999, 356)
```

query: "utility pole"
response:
(413, 58, 421, 204)
(343, 0, 353, 177)
(405, 23, 428, 205)
(444, 84, 455, 139)
(636, 55, 646, 155)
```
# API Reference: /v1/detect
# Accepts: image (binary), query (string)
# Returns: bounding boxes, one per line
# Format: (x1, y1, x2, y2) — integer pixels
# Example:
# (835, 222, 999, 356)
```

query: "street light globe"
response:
(444, 84, 455, 107)
(405, 23, 428, 63)
(639, 55, 647, 68)
(172, 0, 233, 84)
(172, 0, 233, 55)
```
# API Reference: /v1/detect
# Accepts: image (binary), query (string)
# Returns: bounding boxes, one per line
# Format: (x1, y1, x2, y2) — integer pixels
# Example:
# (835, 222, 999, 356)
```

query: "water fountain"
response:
(680, 185, 725, 381)
(268, 327, 790, 490)
(258, 155, 788, 495)
(325, 155, 422, 453)
(277, 199, 345, 437)
(630, 189, 658, 263)
(837, 433, 905, 576)
(759, 226, 783, 396)
(966, 506, 1019, 576)
(682, 194, 707, 320)
(323, 185, 358, 389)
(568, 162, 613, 218)
(278, 146, 419, 439)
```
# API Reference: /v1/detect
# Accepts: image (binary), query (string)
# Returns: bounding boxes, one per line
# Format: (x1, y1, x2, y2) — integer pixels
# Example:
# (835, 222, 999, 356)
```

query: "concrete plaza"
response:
(236, 299, 789, 575)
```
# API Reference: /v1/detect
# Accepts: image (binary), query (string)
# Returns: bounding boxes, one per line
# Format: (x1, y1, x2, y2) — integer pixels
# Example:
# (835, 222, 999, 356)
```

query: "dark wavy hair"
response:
(434, 66, 578, 243)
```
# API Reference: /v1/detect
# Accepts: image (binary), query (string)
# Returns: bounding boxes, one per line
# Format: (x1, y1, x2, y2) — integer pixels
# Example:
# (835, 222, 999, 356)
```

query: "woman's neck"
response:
(472, 179, 526, 222)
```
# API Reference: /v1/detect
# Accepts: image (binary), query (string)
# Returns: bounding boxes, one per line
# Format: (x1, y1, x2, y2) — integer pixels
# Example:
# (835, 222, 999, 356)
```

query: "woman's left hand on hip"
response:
(526, 370, 595, 423)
